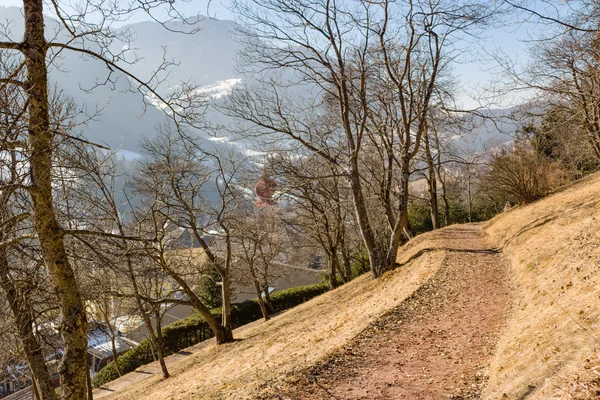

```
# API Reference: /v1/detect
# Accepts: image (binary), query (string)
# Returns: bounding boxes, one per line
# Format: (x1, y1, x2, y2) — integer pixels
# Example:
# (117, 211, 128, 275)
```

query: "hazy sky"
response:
(0, 0, 566, 108)
(0, 0, 235, 24)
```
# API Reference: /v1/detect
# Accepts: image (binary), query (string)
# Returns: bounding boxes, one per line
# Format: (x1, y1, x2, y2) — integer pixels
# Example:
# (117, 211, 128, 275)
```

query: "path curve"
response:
(260, 224, 511, 399)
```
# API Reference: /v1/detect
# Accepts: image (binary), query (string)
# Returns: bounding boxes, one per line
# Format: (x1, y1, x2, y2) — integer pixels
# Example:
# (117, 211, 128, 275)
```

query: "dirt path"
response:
(260, 225, 511, 399)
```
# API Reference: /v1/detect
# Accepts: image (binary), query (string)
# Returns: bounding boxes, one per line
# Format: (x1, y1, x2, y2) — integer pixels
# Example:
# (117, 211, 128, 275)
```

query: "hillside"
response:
(91, 172, 600, 399)
(93, 229, 448, 399)
(483, 172, 600, 398)
(93, 225, 509, 399)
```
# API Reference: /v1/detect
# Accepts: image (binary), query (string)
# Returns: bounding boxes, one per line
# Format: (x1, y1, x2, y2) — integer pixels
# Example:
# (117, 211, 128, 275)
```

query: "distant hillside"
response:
(0, 6, 524, 157)
(0, 6, 243, 154)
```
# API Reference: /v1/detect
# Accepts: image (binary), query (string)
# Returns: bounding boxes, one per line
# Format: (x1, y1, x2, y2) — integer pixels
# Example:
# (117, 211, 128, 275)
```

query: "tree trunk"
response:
(440, 177, 450, 227)
(255, 284, 270, 321)
(23, 1, 89, 398)
(263, 287, 275, 314)
(32, 378, 41, 400)
(159, 261, 232, 344)
(432, 128, 450, 226)
(147, 336, 157, 362)
(327, 249, 340, 289)
(138, 307, 168, 377)
(261, 262, 275, 314)
(467, 175, 473, 223)
(424, 130, 440, 229)
(219, 276, 234, 342)
(384, 159, 411, 274)
(220, 229, 234, 342)
(85, 359, 93, 400)
(178, 226, 233, 343)
(249, 263, 270, 320)
(338, 224, 352, 283)
(101, 299, 122, 378)
(107, 327, 122, 377)
(340, 246, 352, 283)
(122, 254, 167, 377)
(0, 250, 57, 400)
(348, 160, 383, 277)
(153, 309, 169, 379)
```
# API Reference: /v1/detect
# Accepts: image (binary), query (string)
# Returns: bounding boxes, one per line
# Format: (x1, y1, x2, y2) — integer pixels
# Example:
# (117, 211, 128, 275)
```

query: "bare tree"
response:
(0, 242, 58, 400)
(134, 128, 244, 343)
(526, 28, 600, 160)
(498, 1, 600, 168)
(227, 0, 492, 277)
(61, 144, 174, 379)
(0, 56, 70, 400)
(271, 152, 356, 287)
(231, 205, 283, 320)
(0, 0, 208, 395)
(482, 142, 565, 205)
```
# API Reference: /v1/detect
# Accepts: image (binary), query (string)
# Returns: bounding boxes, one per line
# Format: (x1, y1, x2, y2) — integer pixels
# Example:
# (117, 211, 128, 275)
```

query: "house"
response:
(87, 324, 136, 377)
(0, 363, 31, 399)
(1, 386, 32, 400)
(0, 322, 136, 399)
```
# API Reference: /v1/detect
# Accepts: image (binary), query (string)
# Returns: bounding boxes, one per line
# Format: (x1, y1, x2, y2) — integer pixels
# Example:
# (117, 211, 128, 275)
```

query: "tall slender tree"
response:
(0, 0, 206, 395)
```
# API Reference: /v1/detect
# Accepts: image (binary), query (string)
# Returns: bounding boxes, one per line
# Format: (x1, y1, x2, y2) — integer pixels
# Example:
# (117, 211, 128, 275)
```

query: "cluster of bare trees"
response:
(268, 152, 356, 288)
(517, 0, 600, 171)
(226, 0, 496, 277)
(0, 0, 251, 397)
(466, 1, 600, 206)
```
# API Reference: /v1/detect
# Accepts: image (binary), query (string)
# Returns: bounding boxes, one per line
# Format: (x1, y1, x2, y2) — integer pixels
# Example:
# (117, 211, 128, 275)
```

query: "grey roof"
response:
(125, 303, 194, 343)
(2, 387, 32, 400)
(87, 326, 134, 360)
(88, 337, 134, 360)
(125, 264, 324, 342)
(233, 264, 325, 303)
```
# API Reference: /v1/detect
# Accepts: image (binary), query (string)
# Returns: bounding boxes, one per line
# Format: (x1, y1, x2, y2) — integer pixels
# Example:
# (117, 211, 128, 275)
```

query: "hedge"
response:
(92, 283, 328, 387)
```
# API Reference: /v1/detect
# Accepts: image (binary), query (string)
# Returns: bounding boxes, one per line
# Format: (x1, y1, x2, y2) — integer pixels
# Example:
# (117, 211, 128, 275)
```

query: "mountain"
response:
(112, 18, 241, 91)
(0, 6, 524, 157)
(0, 6, 244, 154)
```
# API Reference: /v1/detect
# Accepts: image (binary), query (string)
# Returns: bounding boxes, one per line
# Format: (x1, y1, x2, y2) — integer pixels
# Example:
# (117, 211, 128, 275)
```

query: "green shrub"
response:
(269, 283, 328, 311)
(350, 249, 370, 278)
(92, 283, 328, 387)
(408, 199, 434, 235)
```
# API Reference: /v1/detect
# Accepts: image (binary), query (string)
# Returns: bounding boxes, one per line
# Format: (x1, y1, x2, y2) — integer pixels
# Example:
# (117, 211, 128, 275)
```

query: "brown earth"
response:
(257, 225, 511, 399)
(482, 173, 600, 399)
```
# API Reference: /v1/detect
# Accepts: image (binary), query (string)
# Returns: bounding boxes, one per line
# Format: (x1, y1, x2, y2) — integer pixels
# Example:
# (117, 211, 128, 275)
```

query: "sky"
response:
(0, 0, 572, 109)
(0, 0, 234, 24)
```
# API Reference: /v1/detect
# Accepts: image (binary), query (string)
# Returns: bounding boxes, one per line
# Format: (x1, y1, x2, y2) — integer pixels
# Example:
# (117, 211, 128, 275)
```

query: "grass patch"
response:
(93, 283, 328, 387)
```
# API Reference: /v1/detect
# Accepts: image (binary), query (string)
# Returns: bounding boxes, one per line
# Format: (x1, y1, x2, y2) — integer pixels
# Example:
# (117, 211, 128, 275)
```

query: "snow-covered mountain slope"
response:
(112, 17, 242, 91)
(0, 5, 523, 156)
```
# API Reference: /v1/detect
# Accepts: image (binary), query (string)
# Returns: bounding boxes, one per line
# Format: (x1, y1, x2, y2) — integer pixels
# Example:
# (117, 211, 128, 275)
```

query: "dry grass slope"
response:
(95, 228, 452, 400)
(483, 172, 600, 399)
(94, 172, 600, 400)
